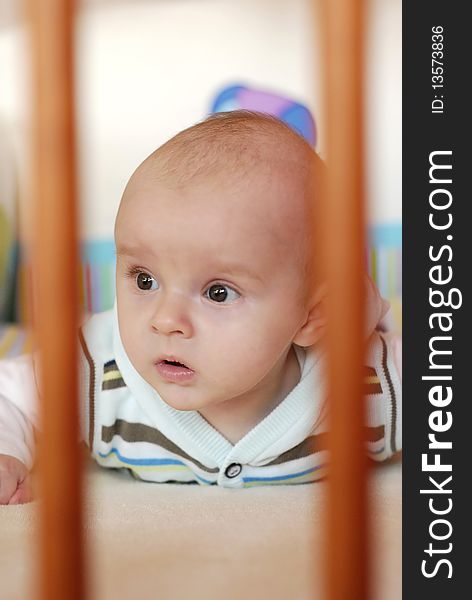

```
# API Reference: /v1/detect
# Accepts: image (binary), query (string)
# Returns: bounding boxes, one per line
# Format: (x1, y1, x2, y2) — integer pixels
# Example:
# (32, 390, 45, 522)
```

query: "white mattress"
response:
(0, 455, 401, 600)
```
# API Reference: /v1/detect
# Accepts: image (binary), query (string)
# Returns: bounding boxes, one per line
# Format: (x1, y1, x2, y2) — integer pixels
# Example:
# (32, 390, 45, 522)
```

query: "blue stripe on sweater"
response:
(243, 464, 325, 483)
(98, 448, 215, 484)
(99, 448, 184, 466)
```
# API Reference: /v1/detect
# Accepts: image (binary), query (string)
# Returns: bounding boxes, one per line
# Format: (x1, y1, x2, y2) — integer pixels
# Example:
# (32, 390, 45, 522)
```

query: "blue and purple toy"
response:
(211, 84, 317, 147)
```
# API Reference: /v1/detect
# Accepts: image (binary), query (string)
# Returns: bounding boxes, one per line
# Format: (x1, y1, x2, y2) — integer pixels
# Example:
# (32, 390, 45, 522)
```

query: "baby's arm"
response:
(0, 354, 39, 504)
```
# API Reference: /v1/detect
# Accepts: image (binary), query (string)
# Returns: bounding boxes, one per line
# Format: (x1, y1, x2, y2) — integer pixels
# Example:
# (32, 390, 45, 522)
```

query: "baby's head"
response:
(114, 111, 324, 413)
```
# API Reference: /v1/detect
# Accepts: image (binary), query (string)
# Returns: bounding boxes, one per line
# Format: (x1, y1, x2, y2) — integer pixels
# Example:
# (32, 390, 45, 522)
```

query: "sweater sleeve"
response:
(0, 313, 98, 470)
(365, 329, 402, 461)
(0, 354, 40, 469)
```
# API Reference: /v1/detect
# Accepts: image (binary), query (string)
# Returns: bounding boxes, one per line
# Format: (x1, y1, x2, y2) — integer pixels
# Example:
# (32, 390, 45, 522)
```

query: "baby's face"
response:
(115, 170, 310, 413)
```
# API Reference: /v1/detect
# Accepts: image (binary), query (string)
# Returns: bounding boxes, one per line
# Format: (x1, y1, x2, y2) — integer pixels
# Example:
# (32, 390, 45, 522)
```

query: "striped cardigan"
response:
(77, 309, 401, 488)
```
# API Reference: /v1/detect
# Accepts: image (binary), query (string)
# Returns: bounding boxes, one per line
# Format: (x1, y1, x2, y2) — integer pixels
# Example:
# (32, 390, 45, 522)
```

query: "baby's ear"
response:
(292, 284, 327, 347)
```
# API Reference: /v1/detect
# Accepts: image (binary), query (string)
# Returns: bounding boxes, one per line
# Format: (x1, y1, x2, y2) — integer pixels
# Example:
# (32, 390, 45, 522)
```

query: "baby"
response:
(0, 111, 402, 503)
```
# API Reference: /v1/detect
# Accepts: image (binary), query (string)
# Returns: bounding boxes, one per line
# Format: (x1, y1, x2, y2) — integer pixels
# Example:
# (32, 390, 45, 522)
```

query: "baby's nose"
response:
(149, 293, 193, 337)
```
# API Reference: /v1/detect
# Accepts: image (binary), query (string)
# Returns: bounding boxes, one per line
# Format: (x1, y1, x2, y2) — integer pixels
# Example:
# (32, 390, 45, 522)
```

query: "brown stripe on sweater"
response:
(265, 426, 384, 466)
(365, 425, 385, 443)
(364, 366, 383, 395)
(102, 360, 126, 390)
(364, 381, 383, 395)
(79, 328, 96, 451)
(264, 432, 329, 466)
(101, 419, 219, 474)
(102, 376, 126, 391)
(380, 335, 397, 453)
(104, 360, 118, 373)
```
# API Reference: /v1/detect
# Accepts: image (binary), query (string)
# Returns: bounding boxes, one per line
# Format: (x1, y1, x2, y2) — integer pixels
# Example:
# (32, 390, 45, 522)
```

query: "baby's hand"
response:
(0, 454, 33, 505)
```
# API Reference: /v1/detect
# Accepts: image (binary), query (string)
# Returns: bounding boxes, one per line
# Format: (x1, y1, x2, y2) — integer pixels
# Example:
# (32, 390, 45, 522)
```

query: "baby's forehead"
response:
(122, 160, 309, 233)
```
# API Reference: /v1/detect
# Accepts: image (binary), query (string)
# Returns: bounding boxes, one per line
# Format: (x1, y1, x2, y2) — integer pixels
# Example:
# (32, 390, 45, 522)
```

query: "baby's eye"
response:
(135, 271, 158, 291)
(205, 283, 240, 304)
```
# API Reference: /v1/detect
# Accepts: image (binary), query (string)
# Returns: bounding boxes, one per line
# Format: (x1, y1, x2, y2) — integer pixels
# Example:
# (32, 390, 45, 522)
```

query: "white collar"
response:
(112, 304, 325, 467)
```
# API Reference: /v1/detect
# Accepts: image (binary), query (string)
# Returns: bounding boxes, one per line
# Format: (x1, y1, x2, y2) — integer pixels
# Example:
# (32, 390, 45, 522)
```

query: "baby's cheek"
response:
(119, 324, 142, 366)
(230, 335, 276, 376)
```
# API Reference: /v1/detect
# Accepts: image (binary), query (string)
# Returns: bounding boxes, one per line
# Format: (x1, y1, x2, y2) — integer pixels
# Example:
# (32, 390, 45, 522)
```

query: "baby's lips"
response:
(156, 355, 194, 371)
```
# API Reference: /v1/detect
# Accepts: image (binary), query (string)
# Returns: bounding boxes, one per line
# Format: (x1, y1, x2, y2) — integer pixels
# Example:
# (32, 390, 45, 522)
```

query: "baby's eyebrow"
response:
(210, 263, 264, 283)
(116, 244, 264, 282)
(115, 243, 151, 258)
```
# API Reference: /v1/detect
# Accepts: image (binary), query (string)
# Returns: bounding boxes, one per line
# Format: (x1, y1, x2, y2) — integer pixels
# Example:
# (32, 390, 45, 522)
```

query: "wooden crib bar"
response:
(319, 0, 369, 598)
(28, 0, 85, 598)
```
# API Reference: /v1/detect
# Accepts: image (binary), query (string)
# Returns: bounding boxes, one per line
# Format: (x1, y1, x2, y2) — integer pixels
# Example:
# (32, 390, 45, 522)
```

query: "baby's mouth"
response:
(155, 357, 195, 381)
(156, 357, 194, 371)
(163, 360, 187, 368)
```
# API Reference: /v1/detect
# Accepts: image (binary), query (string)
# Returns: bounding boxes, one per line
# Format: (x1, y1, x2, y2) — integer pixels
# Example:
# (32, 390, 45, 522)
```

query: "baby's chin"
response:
(140, 367, 240, 413)
(161, 396, 201, 412)
(149, 380, 212, 412)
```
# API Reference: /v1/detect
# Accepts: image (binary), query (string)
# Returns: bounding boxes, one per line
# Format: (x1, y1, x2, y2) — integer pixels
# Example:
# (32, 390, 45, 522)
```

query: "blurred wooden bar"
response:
(318, 0, 369, 599)
(28, 1, 85, 599)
